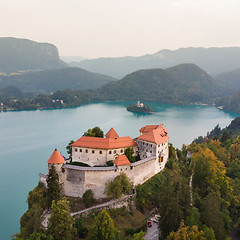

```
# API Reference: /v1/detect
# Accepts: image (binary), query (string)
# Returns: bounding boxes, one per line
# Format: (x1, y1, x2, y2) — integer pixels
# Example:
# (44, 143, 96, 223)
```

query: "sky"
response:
(0, 0, 240, 58)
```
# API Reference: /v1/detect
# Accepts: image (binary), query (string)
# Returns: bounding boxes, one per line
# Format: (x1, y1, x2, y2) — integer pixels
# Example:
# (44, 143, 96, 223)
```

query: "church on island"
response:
(39, 124, 169, 199)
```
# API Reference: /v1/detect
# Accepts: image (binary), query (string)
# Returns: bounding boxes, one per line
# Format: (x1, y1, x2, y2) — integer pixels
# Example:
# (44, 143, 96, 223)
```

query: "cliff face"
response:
(0, 37, 67, 72)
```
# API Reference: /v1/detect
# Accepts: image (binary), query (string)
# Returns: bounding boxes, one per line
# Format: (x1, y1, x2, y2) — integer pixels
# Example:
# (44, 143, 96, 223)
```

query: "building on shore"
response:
(39, 124, 169, 199)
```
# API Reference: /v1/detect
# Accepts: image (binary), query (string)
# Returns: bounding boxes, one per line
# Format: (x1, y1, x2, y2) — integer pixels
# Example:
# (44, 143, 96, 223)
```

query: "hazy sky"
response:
(1, 0, 240, 58)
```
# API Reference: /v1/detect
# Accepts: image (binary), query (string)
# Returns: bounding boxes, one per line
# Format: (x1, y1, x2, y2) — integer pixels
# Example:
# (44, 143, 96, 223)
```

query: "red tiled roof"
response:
(105, 128, 119, 138)
(47, 149, 65, 164)
(72, 136, 137, 149)
(113, 155, 131, 166)
(139, 125, 159, 133)
(136, 124, 169, 144)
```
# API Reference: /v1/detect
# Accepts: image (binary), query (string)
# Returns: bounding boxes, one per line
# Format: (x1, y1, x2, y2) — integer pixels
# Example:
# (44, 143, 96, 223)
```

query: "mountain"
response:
(0, 37, 67, 72)
(215, 67, 240, 92)
(94, 63, 225, 104)
(216, 88, 240, 114)
(0, 67, 116, 95)
(0, 86, 27, 99)
(70, 47, 240, 78)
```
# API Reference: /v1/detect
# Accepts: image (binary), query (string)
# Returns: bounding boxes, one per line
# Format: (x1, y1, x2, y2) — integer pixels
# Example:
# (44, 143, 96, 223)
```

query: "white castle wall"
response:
(72, 146, 138, 167)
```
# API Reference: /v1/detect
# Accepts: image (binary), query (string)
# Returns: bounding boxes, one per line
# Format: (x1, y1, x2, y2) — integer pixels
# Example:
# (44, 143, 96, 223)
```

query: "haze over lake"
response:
(0, 101, 238, 239)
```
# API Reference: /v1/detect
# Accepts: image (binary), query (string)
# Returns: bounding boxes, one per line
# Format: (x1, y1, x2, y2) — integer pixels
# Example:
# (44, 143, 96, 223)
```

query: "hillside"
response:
(95, 63, 226, 104)
(70, 47, 240, 78)
(0, 67, 116, 95)
(216, 88, 240, 114)
(0, 37, 67, 72)
(216, 67, 240, 92)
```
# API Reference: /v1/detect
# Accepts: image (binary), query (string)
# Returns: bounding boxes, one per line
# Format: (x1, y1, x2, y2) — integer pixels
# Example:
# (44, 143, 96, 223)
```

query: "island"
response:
(127, 101, 154, 113)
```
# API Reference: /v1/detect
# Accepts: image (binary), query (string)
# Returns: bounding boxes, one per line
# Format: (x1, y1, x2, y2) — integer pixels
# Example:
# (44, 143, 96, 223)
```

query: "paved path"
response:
(71, 195, 130, 216)
(42, 195, 131, 228)
(144, 220, 159, 240)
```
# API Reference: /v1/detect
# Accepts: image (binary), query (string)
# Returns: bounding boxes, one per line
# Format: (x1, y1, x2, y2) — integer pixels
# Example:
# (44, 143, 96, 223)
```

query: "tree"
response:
(125, 147, 135, 163)
(18, 183, 47, 238)
(46, 165, 61, 209)
(133, 230, 145, 240)
(82, 189, 96, 207)
(90, 209, 120, 240)
(48, 198, 76, 240)
(201, 192, 226, 240)
(83, 126, 104, 138)
(66, 140, 74, 158)
(167, 221, 206, 240)
(105, 173, 133, 199)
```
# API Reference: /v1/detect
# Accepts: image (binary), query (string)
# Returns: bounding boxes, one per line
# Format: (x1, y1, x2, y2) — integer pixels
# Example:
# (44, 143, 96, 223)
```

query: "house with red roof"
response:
(71, 128, 138, 167)
(135, 124, 169, 166)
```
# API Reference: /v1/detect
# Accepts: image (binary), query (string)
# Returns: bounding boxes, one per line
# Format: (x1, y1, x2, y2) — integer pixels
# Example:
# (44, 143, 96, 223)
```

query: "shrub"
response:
(82, 189, 96, 207)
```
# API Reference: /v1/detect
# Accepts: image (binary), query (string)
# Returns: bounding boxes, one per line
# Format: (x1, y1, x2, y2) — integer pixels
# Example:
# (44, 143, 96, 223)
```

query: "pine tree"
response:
(90, 209, 120, 240)
(46, 165, 61, 209)
(48, 198, 76, 240)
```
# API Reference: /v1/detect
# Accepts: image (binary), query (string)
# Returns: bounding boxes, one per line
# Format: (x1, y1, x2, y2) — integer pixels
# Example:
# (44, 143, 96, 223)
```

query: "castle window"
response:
(150, 144, 152, 147)
(121, 149, 123, 153)
(92, 150, 95, 154)
(130, 166, 133, 170)
(126, 168, 127, 170)
(80, 149, 82, 152)
(143, 142, 145, 145)
(150, 151, 152, 153)
(147, 143, 148, 146)
(146, 150, 148, 152)
(109, 150, 112, 154)
(114, 150, 116, 154)
(75, 148, 77, 152)
(86, 149, 88, 153)
(99, 150, 102, 154)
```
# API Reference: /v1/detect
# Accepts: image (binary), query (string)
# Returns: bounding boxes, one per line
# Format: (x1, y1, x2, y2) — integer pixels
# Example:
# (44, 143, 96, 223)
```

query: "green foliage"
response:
(84, 126, 104, 138)
(167, 221, 206, 240)
(106, 160, 114, 166)
(48, 198, 76, 240)
(90, 209, 120, 240)
(67, 161, 91, 167)
(133, 230, 145, 240)
(125, 147, 135, 163)
(185, 207, 201, 227)
(46, 165, 61, 209)
(105, 173, 133, 199)
(202, 226, 216, 240)
(18, 183, 47, 238)
(82, 189, 96, 207)
(75, 218, 88, 238)
(66, 140, 74, 156)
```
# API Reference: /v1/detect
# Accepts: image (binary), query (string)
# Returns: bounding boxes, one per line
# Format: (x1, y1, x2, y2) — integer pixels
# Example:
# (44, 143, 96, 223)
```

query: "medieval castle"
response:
(39, 124, 169, 199)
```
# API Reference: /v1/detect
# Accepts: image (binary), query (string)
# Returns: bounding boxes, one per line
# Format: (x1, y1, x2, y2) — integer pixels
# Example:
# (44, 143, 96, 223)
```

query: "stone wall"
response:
(61, 156, 158, 199)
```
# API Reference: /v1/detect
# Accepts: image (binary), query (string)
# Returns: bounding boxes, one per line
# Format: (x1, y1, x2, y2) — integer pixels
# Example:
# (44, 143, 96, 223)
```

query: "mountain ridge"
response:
(70, 47, 240, 78)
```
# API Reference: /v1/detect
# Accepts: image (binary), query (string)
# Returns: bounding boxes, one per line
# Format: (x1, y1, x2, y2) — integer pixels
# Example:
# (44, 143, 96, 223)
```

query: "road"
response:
(144, 220, 159, 240)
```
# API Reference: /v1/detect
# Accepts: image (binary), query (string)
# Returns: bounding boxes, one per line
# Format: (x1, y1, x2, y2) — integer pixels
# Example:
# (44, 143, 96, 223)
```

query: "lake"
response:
(0, 101, 238, 239)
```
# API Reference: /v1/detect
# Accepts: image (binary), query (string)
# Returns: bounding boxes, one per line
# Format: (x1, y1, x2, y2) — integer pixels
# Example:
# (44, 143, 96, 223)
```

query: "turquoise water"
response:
(0, 101, 239, 239)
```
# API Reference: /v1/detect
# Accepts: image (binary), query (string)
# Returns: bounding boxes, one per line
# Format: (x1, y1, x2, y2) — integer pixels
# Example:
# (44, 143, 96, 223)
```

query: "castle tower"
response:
(47, 149, 65, 183)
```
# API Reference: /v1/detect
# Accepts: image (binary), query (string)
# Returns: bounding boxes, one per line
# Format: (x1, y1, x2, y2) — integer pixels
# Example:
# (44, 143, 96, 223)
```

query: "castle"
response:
(39, 124, 169, 199)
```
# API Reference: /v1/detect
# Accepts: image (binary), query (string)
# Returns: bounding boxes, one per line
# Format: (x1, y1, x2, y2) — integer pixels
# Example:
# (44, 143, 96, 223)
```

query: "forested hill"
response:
(0, 37, 67, 72)
(0, 64, 234, 111)
(70, 47, 240, 78)
(0, 67, 116, 95)
(216, 67, 240, 92)
(216, 88, 240, 114)
(95, 63, 227, 104)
